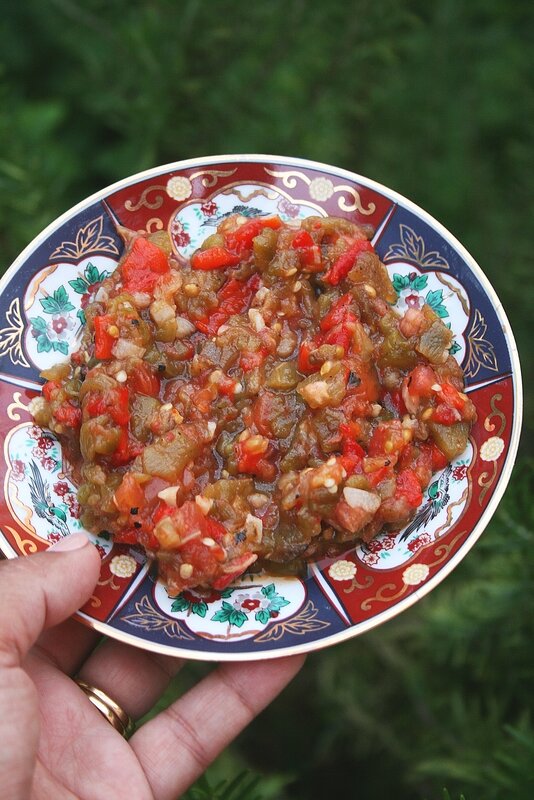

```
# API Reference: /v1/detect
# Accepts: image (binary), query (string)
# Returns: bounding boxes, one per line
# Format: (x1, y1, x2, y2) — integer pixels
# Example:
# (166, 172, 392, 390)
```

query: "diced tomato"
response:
(153, 502, 175, 524)
(42, 381, 60, 401)
(429, 441, 449, 471)
(320, 294, 354, 332)
(85, 386, 130, 427)
(240, 347, 269, 372)
(297, 339, 318, 374)
(225, 216, 282, 254)
(196, 274, 260, 336)
(93, 315, 116, 360)
(368, 421, 405, 457)
(129, 362, 160, 397)
(395, 468, 423, 508)
(53, 402, 82, 429)
(191, 246, 241, 271)
(406, 365, 438, 400)
(323, 240, 374, 285)
(432, 404, 461, 425)
(113, 528, 139, 545)
(291, 230, 315, 249)
(113, 473, 146, 513)
(438, 382, 466, 411)
(365, 465, 391, 488)
(235, 441, 275, 481)
(339, 425, 365, 475)
(290, 230, 322, 268)
(109, 428, 142, 466)
(121, 237, 170, 292)
(323, 316, 356, 352)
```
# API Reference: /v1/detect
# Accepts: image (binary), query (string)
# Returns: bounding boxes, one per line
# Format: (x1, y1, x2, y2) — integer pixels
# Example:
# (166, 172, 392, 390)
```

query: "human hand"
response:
(0, 535, 305, 799)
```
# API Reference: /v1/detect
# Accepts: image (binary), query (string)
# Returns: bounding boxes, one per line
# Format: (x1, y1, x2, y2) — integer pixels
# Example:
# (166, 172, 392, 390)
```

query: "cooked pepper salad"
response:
(31, 214, 476, 594)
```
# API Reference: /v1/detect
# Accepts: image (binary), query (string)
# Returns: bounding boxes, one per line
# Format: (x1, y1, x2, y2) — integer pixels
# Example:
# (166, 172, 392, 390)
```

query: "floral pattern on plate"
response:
(153, 573, 305, 641)
(168, 183, 322, 260)
(24, 256, 116, 369)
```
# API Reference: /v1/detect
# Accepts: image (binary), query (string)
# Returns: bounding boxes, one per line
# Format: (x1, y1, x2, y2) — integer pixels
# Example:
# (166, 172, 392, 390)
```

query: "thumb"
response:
(0, 534, 101, 666)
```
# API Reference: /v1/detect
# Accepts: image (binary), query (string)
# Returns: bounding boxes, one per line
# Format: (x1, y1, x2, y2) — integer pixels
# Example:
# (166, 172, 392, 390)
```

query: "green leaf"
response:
(412, 275, 428, 290)
(392, 273, 409, 293)
(220, 588, 235, 598)
(40, 286, 75, 314)
(269, 596, 290, 611)
(261, 583, 276, 598)
(212, 608, 232, 623)
(85, 262, 100, 284)
(449, 341, 461, 355)
(192, 601, 208, 618)
(36, 335, 52, 353)
(30, 316, 48, 332)
(171, 596, 190, 613)
(77, 308, 86, 325)
(228, 610, 247, 628)
(424, 289, 444, 309)
(53, 340, 69, 355)
(255, 608, 270, 624)
(68, 277, 89, 294)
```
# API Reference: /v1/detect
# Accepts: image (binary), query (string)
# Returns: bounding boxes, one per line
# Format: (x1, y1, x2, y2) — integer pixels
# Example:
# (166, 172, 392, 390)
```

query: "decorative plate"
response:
(0, 155, 522, 661)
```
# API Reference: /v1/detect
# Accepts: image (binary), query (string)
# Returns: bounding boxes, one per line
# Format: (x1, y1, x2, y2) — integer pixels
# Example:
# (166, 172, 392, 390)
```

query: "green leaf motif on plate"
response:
(39, 286, 75, 315)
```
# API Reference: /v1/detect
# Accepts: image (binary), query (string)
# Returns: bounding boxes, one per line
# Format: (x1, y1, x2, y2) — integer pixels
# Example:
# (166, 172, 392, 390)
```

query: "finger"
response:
(131, 654, 305, 800)
(0, 535, 100, 800)
(33, 618, 100, 675)
(77, 640, 184, 720)
(0, 534, 101, 667)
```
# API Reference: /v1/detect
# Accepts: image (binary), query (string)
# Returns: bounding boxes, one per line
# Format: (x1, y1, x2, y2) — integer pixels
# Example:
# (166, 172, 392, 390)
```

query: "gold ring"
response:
(74, 679, 135, 739)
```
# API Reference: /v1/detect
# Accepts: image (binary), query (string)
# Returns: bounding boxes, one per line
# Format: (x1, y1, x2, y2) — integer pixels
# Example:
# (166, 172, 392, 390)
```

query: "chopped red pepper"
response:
(109, 428, 142, 466)
(225, 216, 282, 254)
(121, 237, 169, 292)
(129, 362, 160, 397)
(240, 346, 269, 372)
(113, 473, 146, 513)
(53, 402, 82, 429)
(395, 468, 423, 508)
(438, 382, 466, 411)
(191, 246, 241, 271)
(196, 274, 260, 336)
(320, 294, 354, 331)
(85, 386, 130, 427)
(339, 426, 365, 475)
(42, 381, 60, 401)
(93, 315, 116, 360)
(432, 404, 461, 425)
(323, 240, 374, 286)
(291, 230, 315, 249)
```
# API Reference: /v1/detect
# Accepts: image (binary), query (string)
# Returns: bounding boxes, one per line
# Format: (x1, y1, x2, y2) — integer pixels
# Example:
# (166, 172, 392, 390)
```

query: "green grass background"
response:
(1, 1, 533, 798)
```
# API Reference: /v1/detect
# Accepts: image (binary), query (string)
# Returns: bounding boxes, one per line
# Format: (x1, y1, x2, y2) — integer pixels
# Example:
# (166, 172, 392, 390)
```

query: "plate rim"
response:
(0, 153, 523, 660)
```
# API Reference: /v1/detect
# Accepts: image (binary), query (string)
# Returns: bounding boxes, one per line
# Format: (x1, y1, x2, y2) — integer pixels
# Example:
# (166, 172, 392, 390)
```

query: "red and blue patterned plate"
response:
(0, 156, 522, 660)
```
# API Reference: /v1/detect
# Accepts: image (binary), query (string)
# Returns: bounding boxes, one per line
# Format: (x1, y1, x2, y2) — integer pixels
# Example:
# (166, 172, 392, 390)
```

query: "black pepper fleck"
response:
(234, 530, 246, 543)
(130, 507, 139, 515)
(157, 364, 166, 372)
(134, 521, 142, 529)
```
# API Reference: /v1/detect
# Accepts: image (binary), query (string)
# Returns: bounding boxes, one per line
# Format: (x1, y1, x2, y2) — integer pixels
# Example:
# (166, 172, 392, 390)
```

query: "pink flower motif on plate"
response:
(37, 435, 54, 451)
(40, 456, 56, 471)
(53, 481, 70, 497)
(405, 293, 421, 309)
(453, 464, 468, 481)
(362, 552, 380, 566)
(201, 200, 218, 216)
(48, 532, 61, 544)
(11, 459, 26, 481)
(277, 197, 300, 218)
(407, 532, 432, 553)
(65, 495, 81, 518)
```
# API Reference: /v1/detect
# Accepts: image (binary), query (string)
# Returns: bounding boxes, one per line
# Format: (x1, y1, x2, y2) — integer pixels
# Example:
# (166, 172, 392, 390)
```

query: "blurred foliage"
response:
(1, 0, 533, 797)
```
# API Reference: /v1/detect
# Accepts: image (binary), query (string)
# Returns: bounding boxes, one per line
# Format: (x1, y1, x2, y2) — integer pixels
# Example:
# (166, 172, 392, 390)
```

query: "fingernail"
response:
(49, 533, 90, 552)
